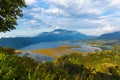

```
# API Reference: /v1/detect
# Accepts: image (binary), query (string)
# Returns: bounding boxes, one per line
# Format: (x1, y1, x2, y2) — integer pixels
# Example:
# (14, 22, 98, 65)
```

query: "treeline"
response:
(1, 47, 120, 80)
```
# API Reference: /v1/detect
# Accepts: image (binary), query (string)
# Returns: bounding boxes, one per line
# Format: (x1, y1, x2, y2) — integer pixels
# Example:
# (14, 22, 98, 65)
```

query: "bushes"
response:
(1, 47, 120, 80)
(0, 46, 15, 54)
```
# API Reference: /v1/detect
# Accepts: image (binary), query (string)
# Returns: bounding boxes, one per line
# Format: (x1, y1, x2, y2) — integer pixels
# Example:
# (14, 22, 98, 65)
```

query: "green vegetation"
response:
(86, 40, 120, 50)
(87, 40, 120, 46)
(1, 46, 120, 80)
(0, 0, 26, 32)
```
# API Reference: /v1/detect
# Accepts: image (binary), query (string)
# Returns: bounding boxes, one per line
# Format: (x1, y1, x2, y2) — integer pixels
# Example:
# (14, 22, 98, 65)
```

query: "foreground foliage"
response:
(1, 47, 120, 80)
(0, 0, 26, 32)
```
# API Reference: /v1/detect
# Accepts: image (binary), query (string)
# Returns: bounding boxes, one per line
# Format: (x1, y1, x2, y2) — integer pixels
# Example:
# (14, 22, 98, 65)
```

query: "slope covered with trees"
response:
(98, 31, 120, 40)
(1, 47, 120, 80)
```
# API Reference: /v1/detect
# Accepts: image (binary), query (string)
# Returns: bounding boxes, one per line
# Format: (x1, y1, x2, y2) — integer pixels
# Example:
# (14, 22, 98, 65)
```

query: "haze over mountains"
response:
(0, 29, 93, 49)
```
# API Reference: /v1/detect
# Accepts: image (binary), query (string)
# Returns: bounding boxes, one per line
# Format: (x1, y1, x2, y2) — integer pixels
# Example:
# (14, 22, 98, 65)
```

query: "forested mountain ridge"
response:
(97, 31, 120, 40)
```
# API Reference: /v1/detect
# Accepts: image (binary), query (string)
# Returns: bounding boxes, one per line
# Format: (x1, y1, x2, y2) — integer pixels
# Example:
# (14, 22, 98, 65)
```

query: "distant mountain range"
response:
(0, 29, 93, 49)
(97, 31, 120, 40)
(1, 29, 120, 49)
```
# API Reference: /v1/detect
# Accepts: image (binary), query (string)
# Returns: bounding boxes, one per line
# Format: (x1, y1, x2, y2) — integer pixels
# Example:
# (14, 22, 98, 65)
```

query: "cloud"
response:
(44, 0, 68, 7)
(32, 5, 68, 16)
(108, 0, 120, 8)
(1, 0, 120, 38)
(93, 26, 117, 36)
(0, 27, 54, 38)
(44, 0, 103, 16)
(25, 0, 36, 5)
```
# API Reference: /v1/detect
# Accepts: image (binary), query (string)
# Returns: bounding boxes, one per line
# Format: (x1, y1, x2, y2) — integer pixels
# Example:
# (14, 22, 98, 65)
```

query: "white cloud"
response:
(108, 0, 120, 8)
(44, 0, 68, 7)
(102, 26, 115, 33)
(20, 0, 120, 36)
(91, 26, 117, 36)
(78, 25, 117, 36)
(44, 6, 65, 15)
(44, 0, 103, 16)
(31, 5, 68, 16)
(86, 8, 102, 15)
(25, 0, 36, 5)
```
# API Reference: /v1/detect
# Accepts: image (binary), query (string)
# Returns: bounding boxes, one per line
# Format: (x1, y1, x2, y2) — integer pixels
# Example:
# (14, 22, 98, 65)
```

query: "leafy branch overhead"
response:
(0, 0, 26, 32)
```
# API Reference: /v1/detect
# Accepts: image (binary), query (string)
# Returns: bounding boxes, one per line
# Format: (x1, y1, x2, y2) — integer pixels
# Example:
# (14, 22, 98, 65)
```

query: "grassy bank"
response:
(31, 45, 82, 58)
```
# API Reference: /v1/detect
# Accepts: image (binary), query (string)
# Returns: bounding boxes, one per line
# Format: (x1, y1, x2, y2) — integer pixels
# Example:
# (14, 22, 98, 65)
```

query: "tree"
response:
(0, 0, 26, 32)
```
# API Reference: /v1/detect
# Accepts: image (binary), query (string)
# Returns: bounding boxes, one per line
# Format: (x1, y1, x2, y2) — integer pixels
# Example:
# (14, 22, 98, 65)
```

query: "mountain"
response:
(0, 29, 93, 49)
(97, 31, 120, 40)
(0, 37, 35, 49)
(36, 29, 92, 41)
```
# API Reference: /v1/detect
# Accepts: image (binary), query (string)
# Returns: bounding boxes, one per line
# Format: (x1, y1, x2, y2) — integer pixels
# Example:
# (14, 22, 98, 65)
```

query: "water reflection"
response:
(19, 41, 102, 61)
(18, 51, 54, 62)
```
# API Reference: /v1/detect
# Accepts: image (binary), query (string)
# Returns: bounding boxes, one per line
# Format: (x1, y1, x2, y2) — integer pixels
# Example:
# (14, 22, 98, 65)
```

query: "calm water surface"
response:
(19, 41, 101, 61)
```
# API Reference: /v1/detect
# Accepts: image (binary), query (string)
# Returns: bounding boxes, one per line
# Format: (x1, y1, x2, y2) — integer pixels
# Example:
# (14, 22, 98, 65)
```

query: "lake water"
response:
(20, 41, 101, 51)
(18, 51, 54, 62)
(19, 41, 101, 61)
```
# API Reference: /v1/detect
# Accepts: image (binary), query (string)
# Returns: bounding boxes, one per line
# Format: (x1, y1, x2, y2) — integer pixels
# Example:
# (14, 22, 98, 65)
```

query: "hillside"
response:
(1, 46, 120, 80)
(98, 31, 120, 40)
(0, 37, 35, 49)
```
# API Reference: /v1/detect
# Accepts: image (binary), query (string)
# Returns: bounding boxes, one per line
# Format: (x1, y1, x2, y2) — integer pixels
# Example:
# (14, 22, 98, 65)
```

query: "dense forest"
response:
(1, 46, 120, 80)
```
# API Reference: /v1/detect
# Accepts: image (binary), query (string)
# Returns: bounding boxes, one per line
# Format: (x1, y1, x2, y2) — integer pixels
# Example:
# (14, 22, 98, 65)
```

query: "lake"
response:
(20, 41, 101, 51)
(18, 51, 54, 62)
(19, 41, 101, 61)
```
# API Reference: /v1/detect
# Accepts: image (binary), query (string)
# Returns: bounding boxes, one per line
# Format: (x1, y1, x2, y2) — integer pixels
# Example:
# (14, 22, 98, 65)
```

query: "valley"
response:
(1, 29, 120, 61)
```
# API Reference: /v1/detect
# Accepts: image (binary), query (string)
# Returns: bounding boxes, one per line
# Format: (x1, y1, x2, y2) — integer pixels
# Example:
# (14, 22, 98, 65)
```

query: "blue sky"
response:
(0, 0, 120, 38)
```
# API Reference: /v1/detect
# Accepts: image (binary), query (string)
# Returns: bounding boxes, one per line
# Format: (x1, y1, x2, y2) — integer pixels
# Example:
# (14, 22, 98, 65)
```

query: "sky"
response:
(0, 0, 120, 38)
